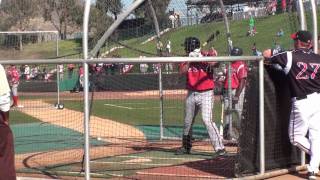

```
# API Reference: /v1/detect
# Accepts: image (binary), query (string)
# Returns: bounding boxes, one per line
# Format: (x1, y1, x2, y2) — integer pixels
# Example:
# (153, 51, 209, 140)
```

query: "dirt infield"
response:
(18, 99, 146, 144)
(15, 145, 146, 170)
(15, 99, 146, 171)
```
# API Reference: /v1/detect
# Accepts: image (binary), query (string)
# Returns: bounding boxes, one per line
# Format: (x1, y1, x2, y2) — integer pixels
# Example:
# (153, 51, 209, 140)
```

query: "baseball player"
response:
(7, 65, 23, 108)
(263, 30, 320, 180)
(223, 47, 247, 140)
(176, 37, 225, 156)
(0, 64, 16, 180)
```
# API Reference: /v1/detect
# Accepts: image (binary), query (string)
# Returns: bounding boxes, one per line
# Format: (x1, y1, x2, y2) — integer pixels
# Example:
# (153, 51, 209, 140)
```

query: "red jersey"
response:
(67, 64, 75, 70)
(7, 66, 20, 85)
(180, 62, 214, 91)
(224, 61, 247, 89)
(281, 0, 286, 10)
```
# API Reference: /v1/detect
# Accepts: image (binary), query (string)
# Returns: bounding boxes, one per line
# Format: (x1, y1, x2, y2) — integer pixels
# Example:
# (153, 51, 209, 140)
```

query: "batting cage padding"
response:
(90, 73, 186, 91)
(236, 66, 301, 176)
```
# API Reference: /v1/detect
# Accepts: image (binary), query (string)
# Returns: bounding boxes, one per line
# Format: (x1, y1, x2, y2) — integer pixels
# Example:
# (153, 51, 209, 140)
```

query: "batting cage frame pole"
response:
(297, 0, 307, 166)
(89, 0, 146, 58)
(0, 56, 264, 65)
(310, 0, 318, 54)
(146, 0, 165, 141)
(259, 58, 265, 174)
(82, 0, 91, 179)
(55, 32, 61, 109)
(297, 0, 307, 30)
(218, 0, 236, 158)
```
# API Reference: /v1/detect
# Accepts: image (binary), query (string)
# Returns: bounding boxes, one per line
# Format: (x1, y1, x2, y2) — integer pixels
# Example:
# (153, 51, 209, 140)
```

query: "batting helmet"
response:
(184, 37, 200, 53)
(230, 47, 243, 56)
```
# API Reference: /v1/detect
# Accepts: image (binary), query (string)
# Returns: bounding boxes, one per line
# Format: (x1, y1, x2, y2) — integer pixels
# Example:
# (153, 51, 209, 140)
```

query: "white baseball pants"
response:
(289, 92, 320, 173)
(183, 90, 224, 151)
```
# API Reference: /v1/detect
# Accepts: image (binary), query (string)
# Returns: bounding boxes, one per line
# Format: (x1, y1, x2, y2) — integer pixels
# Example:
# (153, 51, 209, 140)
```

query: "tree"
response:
(134, 0, 171, 28)
(1, 0, 40, 50)
(1, 0, 40, 31)
(88, 0, 123, 50)
(96, 0, 123, 20)
(89, 4, 115, 50)
(42, 0, 83, 39)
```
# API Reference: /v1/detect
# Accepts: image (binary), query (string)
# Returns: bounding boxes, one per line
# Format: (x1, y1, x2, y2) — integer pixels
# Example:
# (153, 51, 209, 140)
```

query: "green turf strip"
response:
(137, 125, 209, 140)
(12, 123, 107, 154)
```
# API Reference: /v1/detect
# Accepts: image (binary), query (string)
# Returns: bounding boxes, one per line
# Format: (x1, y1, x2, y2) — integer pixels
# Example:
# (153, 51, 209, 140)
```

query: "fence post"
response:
(83, 0, 91, 179)
(297, 0, 306, 166)
(259, 58, 265, 174)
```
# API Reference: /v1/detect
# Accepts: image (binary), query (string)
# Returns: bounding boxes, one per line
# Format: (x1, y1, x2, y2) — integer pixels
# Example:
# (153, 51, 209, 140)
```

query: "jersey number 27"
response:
(296, 62, 320, 80)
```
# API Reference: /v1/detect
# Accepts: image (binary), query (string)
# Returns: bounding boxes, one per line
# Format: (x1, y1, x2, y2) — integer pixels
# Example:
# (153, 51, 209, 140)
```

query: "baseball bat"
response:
(202, 33, 215, 47)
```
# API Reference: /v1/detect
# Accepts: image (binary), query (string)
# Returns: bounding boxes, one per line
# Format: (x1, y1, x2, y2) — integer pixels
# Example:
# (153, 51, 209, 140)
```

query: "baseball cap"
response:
(290, 30, 312, 43)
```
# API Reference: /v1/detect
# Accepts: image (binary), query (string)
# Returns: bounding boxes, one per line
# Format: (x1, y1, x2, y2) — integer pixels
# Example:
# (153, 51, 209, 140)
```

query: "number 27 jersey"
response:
(269, 48, 320, 98)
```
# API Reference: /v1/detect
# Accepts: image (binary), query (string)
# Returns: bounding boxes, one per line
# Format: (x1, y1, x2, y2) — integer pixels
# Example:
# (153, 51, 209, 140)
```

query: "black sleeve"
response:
(269, 52, 288, 69)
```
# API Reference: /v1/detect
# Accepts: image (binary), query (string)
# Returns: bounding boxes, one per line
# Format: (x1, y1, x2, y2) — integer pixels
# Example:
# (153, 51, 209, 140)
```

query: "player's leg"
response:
(0, 125, 16, 180)
(223, 90, 231, 139)
(223, 89, 237, 140)
(288, 99, 310, 154)
(176, 91, 198, 154)
(308, 115, 320, 175)
(200, 90, 225, 152)
(235, 87, 245, 117)
(232, 88, 245, 138)
(306, 94, 320, 176)
(11, 84, 22, 107)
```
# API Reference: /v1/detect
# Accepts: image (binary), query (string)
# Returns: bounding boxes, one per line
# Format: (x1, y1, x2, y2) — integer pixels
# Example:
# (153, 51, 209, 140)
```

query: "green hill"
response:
(113, 13, 311, 57)
(1, 13, 318, 60)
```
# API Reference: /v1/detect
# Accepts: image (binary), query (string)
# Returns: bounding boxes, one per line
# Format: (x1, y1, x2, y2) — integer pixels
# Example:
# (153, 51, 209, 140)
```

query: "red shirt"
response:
(224, 61, 247, 89)
(180, 62, 214, 91)
(67, 64, 75, 70)
(281, 0, 286, 10)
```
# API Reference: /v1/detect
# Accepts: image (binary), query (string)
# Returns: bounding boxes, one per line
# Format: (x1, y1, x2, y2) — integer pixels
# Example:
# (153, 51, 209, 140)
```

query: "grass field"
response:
(63, 98, 223, 127)
(0, 39, 81, 60)
(10, 111, 42, 125)
(61, 98, 223, 140)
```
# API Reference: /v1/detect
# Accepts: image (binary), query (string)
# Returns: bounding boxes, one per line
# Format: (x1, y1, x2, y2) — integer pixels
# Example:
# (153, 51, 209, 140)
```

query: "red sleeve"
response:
(179, 62, 187, 69)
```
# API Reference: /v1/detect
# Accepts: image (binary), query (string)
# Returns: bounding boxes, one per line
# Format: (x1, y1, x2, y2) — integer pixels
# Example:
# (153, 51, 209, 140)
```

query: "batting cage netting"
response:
(0, 0, 315, 179)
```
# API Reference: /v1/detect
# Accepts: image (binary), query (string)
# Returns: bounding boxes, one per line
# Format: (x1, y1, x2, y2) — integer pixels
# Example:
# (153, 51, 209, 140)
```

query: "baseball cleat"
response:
(308, 171, 317, 180)
(175, 147, 191, 155)
(215, 149, 227, 157)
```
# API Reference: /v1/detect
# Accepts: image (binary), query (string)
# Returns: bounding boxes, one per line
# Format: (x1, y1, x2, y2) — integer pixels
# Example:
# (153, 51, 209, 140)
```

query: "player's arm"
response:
(263, 49, 288, 68)
(179, 62, 189, 74)
(233, 65, 247, 103)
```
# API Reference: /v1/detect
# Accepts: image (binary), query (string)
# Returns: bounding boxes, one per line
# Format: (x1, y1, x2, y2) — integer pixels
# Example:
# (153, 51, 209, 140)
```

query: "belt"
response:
(189, 89, 213, 92)
(295, 91, 320, 100)
(296, 95, 307, 100)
